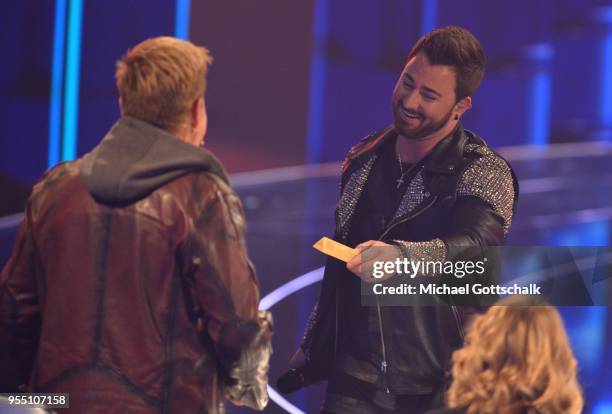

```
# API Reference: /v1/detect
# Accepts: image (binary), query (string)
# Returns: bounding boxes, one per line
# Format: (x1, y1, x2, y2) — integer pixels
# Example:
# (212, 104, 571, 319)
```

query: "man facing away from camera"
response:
(0, 37, 272, 413)
(278, 26, 519, 413)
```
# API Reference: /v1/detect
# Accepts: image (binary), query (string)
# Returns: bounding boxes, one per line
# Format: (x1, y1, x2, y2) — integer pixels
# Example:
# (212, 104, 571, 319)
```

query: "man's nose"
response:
(402, 90, 420, 109)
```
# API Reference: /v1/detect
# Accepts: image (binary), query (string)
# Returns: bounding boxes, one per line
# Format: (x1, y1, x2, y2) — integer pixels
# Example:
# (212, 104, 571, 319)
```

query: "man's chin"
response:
(393, 121, 426, 140)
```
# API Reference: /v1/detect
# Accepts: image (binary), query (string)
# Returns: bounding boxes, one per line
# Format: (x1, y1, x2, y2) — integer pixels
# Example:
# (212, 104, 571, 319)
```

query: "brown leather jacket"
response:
(0, 117, 272, 413)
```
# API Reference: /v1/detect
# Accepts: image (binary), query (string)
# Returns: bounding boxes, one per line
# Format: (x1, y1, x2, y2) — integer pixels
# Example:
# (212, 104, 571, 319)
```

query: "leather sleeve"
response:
(0, 210, 41, 392)
(391, 197, 510, 326)
(444, 196, 506, 254)
(443, 144, 516, 262)
(393, 186, 515, 316)
(392, 197, 506, 284)
(186, 174, 272, 410)
(394, 148, 517, 267)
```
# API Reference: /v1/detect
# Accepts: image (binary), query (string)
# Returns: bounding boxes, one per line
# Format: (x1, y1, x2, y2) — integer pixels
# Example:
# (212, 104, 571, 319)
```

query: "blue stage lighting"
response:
(175, 0, 190, 40)
(420, 0, 437, 35)
(594, 400, 612, 414)
(305, 0, 328, 164)
(48, 0, 67, 168)
(525, 43, 553, 146)
(61, 0, 83, 161)
(601, 35, 612, 140)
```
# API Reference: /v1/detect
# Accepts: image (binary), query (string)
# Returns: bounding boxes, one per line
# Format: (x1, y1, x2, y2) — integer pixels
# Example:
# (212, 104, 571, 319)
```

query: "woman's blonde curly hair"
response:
(448, 296, 583, 414)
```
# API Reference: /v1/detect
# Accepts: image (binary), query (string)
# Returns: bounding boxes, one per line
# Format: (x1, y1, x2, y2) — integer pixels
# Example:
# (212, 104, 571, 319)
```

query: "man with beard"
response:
(278, 26, 518, 413)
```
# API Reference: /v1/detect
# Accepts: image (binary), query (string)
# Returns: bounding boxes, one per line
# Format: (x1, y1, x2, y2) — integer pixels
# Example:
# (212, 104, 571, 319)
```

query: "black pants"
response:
(322, 370, 445, 414)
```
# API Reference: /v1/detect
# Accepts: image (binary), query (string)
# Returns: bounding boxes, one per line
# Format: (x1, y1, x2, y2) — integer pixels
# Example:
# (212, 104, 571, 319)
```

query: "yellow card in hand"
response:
(313, 237, 357, 263)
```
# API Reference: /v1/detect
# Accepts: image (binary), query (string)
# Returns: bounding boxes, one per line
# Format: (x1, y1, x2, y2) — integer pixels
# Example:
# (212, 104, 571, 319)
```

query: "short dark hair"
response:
(407, 26, 485, 102)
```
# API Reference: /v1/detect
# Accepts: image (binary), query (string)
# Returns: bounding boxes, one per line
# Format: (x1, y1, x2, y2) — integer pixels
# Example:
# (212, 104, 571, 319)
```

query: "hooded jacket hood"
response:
(79, 116, 228, 206)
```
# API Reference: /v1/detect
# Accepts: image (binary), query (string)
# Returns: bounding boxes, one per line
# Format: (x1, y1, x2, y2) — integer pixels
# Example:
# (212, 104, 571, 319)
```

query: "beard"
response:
(392, 104, 454, 141)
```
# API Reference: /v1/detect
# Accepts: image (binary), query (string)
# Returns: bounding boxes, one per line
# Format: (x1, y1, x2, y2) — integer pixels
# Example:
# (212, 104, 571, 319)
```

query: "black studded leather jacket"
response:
(300, 124, 519, 396)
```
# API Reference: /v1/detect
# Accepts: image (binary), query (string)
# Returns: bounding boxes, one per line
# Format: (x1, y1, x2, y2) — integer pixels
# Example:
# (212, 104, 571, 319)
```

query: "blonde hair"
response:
(115, 36, 213, 130)
(448, 296, 583, 414)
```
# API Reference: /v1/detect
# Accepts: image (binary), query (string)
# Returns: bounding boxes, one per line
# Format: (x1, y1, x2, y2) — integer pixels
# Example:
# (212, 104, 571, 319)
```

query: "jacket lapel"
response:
(336, 153, 377, 239)
(387, 125, 471, 226)
(335, 124, 472, 238)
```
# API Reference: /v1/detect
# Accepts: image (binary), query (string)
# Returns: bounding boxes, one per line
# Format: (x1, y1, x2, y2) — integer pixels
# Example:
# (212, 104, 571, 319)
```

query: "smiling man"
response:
(278, 27, 519, 413)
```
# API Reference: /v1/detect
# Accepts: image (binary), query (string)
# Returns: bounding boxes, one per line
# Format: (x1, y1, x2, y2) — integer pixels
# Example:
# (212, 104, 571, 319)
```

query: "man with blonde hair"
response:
(0, 36, 271, 413)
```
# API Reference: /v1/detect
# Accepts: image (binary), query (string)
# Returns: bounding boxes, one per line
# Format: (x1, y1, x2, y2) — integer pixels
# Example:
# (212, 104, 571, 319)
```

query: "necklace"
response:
(396, 156, 406, 188)
(396, 147, 411, 189)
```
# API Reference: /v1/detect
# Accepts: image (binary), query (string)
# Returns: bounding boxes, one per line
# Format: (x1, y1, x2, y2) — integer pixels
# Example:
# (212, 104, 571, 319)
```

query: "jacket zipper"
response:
(375, 296, 390, 393)
(379, 195, 437, 241)
(450, 304, 465, 342)
(374, 195, 438, 394)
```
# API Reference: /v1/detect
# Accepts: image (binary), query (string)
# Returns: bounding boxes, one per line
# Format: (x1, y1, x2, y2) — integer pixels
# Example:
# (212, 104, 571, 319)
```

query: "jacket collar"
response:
(337, 124, 490, 237)
(347, 123, 473, 177)
(79, 116, 229, 206)
(423, 123, 465, 174)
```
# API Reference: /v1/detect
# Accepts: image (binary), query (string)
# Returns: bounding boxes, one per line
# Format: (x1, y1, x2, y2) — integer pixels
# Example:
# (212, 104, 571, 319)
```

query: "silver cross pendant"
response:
(396, 176, 405, 189)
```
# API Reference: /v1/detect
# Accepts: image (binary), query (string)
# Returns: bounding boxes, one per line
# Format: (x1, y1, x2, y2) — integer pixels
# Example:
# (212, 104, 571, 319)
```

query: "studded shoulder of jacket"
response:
(457, 144, 516, 235)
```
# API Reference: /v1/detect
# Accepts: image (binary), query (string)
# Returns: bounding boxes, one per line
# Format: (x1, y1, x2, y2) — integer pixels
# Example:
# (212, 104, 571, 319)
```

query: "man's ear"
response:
(455, 96, 472, 118)
(191, 97, 203, 126)
(118, 96, 125, 116)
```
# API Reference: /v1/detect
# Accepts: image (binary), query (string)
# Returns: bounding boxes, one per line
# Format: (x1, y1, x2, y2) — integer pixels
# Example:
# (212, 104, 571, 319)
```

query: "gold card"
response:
(313, 237, 357, 263)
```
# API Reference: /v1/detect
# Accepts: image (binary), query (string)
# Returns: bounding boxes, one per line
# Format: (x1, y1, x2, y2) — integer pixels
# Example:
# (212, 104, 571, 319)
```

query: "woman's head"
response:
(448, 296, 583, 414)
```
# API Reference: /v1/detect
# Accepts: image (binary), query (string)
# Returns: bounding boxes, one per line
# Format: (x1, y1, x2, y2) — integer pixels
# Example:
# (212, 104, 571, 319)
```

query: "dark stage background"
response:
(1, 1, 612, 413)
